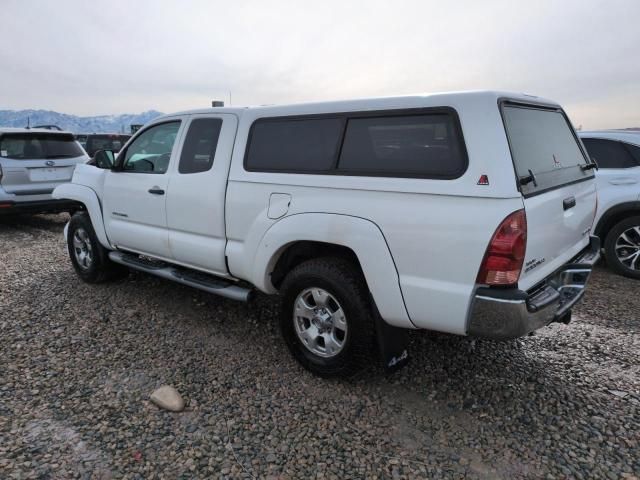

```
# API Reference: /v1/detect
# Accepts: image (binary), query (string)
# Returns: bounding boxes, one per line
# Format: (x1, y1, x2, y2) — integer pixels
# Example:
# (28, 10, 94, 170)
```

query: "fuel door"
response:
(268, 193, 291, 219)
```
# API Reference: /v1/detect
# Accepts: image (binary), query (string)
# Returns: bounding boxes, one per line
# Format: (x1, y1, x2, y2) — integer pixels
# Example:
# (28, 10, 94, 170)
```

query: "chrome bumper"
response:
(468, 236, 600, 339)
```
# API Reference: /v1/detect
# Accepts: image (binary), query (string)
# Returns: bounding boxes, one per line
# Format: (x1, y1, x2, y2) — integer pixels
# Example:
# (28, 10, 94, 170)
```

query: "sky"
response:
(1, 0, 639, 129)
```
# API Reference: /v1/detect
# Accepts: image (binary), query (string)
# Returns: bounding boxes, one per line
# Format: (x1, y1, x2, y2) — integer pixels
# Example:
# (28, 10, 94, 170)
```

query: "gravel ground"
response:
(0, 213, 638, 480)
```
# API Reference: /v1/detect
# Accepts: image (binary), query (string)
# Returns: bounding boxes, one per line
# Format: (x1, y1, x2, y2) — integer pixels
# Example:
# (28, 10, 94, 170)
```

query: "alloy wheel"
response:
(73, 227, 93, 270)
(293, 287, 348, 358)
(614, 226, 640, 271)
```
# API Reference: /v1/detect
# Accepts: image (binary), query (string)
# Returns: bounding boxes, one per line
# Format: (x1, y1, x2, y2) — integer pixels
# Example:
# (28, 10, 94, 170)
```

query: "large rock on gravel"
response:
(150, 386, 185, 412)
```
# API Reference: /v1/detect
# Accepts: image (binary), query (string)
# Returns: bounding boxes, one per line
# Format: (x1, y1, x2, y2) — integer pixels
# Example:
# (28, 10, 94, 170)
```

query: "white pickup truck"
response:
(54, 91, 600, 377)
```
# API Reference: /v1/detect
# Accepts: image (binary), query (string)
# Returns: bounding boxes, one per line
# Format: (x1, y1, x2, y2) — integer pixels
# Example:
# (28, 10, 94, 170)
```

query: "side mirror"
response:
(93, 149, 116, 169)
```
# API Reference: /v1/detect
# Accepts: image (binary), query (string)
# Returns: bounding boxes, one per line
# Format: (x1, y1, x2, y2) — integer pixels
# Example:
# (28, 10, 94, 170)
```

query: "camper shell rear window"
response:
(500, 101, 593, 197)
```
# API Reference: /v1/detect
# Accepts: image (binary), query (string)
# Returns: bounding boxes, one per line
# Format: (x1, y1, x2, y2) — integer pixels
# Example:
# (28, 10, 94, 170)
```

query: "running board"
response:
(108, 251, 253, 302)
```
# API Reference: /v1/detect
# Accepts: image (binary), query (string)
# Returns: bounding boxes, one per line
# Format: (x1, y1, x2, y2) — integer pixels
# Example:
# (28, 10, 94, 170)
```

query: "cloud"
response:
(1, 0, 638, 128)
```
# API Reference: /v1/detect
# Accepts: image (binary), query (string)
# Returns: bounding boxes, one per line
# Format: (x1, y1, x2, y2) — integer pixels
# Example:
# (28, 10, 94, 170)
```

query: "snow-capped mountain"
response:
(0, 109, 164, 134)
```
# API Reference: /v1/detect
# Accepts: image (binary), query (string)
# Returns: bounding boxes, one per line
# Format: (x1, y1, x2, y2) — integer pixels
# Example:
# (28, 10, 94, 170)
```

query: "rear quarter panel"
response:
(226, 179, 523, 334)
(226, 93, 526, 335)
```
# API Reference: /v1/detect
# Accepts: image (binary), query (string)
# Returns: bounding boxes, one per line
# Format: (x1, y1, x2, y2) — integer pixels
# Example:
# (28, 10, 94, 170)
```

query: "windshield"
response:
(0, 133, 85, 159)
(502, 104, 592, 196)
(85, 135, 131, 156)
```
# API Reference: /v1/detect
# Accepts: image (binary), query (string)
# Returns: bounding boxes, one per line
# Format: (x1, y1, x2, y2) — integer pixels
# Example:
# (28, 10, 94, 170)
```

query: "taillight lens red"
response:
(476, 209, 527, 286)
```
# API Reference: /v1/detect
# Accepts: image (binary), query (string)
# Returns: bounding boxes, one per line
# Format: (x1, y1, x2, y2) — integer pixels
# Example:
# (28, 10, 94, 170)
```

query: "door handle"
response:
(148, 188, 165, 195)
(563, 196, 576, 210)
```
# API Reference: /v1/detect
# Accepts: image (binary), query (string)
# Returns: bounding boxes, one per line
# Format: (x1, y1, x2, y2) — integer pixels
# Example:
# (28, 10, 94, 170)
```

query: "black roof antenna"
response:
(26, 116, 31, 129)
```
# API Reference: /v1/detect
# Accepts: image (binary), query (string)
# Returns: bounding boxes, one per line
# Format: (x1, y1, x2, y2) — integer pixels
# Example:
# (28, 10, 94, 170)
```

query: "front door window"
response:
(121, 121, 181, 174)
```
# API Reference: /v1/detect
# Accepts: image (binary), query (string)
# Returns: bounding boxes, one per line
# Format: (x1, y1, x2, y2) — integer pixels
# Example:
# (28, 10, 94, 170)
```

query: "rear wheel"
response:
(67, 212, 128, 283)
(604, 216, 640, 279)
(279, 257, 376, 377)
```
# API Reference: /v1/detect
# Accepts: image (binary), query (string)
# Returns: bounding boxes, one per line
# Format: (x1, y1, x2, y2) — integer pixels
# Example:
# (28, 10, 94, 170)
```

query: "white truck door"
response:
(102, 120, 184, 259)
(165, 113, 238, 276)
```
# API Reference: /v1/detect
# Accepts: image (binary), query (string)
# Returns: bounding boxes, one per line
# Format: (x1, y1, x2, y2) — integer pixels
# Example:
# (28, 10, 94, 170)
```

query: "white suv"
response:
(579, 131, 640, 279)
(0, 128, 88, 215)
(53, 91, 599, 376)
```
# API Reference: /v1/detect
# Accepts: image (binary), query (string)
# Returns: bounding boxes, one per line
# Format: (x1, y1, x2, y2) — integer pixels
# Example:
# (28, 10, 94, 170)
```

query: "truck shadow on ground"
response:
(116, 269, 623, 411)
(0, 212, 68, 232)
(109, 268, 634, 394)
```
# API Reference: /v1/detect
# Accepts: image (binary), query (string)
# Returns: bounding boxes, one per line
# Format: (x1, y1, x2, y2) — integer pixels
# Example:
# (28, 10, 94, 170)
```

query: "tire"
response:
(279, 257, 376, 378)
(67, 212, 128, 283)
(603, 215, 640, 280)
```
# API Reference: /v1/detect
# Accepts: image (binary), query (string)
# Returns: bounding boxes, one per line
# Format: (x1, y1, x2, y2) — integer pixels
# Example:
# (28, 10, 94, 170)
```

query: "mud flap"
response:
(373, 303, 410, 372)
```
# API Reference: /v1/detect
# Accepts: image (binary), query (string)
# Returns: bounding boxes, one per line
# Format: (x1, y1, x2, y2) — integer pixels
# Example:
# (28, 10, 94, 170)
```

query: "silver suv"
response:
(0, 128, 88, 215)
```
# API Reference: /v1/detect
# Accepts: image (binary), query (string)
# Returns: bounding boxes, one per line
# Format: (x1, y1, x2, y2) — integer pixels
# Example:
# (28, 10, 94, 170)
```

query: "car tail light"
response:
(476, 209, 527, 286)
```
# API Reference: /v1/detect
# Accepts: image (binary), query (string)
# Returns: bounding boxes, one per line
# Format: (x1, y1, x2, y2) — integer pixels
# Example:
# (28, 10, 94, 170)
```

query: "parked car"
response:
(33, 124, 63, 131)
(75, 134, 88, 150)
(53, 91, 599, 377)
(579, 131, 640, 278)
(0, 128, 88, 215)
(84, 133, 131, 158)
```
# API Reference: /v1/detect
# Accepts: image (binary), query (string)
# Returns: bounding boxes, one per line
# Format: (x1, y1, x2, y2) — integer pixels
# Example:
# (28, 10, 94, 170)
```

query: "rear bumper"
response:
(468, 235, 600, 339)
(0, 199, 81, 215)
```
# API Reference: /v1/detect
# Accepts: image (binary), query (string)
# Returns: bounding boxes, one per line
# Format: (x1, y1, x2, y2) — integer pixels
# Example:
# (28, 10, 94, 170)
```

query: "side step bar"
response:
(108, 251, 253, 302)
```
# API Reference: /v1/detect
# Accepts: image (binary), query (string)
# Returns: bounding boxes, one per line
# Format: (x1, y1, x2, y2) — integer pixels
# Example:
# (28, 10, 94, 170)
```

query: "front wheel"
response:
(67, 212, 127, 283)
(279, 257, 376, 377)
(604, 216, 640, 280)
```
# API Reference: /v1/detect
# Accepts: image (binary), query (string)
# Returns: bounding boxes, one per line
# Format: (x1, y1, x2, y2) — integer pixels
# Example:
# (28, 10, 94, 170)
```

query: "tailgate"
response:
(0, 158, 81, 194)
(501, 101, 597, 291)
(520, 180, 596, 290)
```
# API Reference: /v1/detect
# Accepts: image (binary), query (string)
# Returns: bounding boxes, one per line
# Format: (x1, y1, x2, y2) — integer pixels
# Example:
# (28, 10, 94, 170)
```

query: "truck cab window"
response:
(179, 118, 222, 174)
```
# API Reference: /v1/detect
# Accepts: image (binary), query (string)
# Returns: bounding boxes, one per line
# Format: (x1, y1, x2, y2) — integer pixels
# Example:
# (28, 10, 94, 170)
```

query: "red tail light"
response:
(476, 209, 527, 286)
